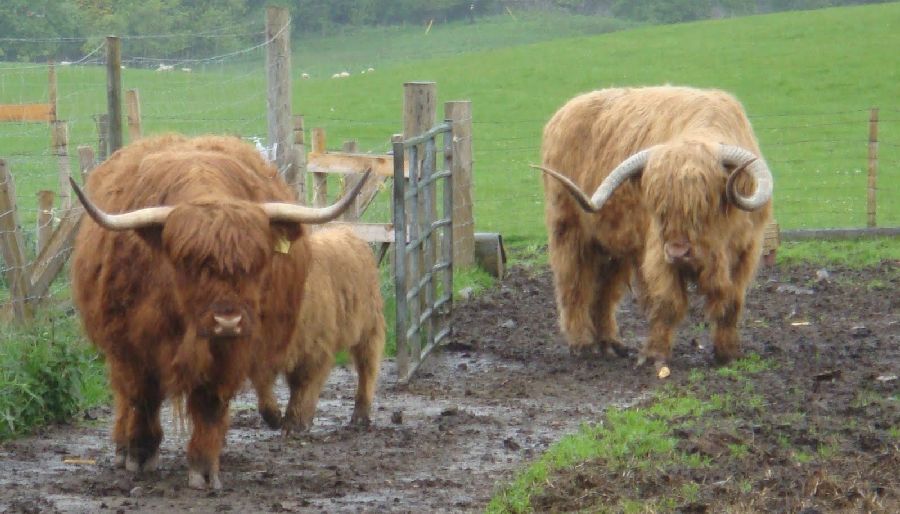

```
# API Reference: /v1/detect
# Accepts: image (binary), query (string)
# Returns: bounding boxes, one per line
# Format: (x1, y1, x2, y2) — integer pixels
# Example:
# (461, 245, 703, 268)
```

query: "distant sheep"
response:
(180, 67, 192, 73)
(156, 64, 174, 72)
(301, 73, 310, 79)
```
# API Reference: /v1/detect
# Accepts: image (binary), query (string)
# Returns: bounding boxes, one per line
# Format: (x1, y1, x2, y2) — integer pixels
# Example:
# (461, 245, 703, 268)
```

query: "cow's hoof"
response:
(124, 450, 158, 473)
(114, 448, 126, 469)
(188, 469, 222, 490)
(260, 408, 283, 430)
(281, 418, 311, 438)
(713, 347, 742, 365)
(349, 411, 371, 429)
(568, 343, 599, 358)
(599, 339, 630, 359)
(635, 350, 669, 371)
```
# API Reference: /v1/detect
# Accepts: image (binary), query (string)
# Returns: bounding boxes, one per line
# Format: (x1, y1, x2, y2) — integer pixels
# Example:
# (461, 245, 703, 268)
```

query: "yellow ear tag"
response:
(274, 236, 292, 254)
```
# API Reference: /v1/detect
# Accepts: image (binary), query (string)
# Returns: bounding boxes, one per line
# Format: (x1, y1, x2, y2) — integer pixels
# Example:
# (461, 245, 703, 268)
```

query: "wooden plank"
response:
(28, 209, 83, 300)
(780, 227, 900, 241)
(307, 151, 398, 177)
(0, 104, 54, 122)
(314, 222, 395, 243)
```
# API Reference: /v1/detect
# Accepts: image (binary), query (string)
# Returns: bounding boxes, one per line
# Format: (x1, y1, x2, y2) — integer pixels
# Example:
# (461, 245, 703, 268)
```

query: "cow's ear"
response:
(271, 221, 303, 243)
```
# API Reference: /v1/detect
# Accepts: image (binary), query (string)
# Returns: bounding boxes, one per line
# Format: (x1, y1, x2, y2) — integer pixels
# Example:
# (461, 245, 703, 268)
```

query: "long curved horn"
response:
(69, 177, 173, 230)
(532, 147, 656, 213)
(262, 170, 372, 224)
(719, 145, 773, 211)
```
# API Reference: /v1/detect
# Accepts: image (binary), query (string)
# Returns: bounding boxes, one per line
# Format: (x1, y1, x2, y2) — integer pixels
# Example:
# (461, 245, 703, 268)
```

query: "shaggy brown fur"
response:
(541, 86, 772, 365)
(71, 134, 316, 490)
(250, 227, 385, 434)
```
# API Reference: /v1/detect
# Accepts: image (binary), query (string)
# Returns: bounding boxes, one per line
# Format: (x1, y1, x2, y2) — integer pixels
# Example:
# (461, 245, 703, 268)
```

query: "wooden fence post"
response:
(311, 127, 328, 207)
(339, 140, 360, 221)
(445, 101, 475, 267)
(291, 115, 307, 203)
(36, 190, 55, 253)
(266, 6, 293, 180)
(0, 160, 32, 322)
(126, 89, 142, 141)
(94, 114, 109, 161)
(48, 63, 58, 122)
(106, 36, 123, 154)
(867, 107, 878, 228)
(77, 146, 96, 183)
(51, 120, 72, 210)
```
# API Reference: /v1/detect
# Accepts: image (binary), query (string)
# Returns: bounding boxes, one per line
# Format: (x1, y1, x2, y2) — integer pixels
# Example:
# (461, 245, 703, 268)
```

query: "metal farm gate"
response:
(392, 122, 454, 383)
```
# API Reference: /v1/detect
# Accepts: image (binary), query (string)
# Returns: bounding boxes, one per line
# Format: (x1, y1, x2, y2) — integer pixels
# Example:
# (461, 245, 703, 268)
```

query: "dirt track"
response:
(0, 261, 897, 513)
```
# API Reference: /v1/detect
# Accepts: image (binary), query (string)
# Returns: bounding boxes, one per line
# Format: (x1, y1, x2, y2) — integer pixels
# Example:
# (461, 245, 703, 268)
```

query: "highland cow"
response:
(250, 227, 385, 434)
(535, 86, 773, 368)
(70, 134, 369, 489)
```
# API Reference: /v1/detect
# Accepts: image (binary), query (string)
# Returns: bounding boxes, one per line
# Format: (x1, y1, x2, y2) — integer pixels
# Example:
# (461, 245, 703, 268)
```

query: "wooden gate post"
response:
(867, 107, 878, 228)
(404, 82, 437, 317)
(266, 6, 293, 181)
(445, 101, 474, 268)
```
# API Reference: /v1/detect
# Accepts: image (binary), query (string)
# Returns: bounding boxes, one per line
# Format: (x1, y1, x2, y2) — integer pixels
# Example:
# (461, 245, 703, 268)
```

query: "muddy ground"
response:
(0, 260, 897, 513)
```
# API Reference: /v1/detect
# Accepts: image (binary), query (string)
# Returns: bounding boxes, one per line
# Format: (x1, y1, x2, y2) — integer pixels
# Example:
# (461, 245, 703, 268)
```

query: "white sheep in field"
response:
(156, 64, 174, 72)
(180, 67, 192, 73)
(301, 73, 310, 79)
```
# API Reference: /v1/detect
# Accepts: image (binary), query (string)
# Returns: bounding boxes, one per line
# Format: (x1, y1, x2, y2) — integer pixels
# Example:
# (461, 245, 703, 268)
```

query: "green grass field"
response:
(2, 3, 899, 249)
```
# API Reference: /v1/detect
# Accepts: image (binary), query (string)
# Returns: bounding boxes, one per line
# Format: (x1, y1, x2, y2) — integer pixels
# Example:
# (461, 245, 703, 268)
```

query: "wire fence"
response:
(1, 28, 898, 318)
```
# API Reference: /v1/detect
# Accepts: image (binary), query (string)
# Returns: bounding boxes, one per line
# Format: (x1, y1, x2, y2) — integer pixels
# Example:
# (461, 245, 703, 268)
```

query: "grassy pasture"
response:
(1, 3, 899, 250)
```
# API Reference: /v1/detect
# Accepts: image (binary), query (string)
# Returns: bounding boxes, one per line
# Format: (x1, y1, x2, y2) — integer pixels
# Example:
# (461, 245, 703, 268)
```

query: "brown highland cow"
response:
(250, 226, 385, 434)
(70, 134, 368, 489)
(536, 86, 773, 368)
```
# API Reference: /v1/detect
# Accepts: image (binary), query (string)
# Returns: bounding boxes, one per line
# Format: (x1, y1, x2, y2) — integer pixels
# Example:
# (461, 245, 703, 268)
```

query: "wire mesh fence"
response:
(1, 24, 898, 320)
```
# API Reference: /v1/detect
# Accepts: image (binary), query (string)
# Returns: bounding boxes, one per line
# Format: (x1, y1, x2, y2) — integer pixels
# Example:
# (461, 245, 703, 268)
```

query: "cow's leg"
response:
(109, 364, 163, 472)
(639, 267, 688, 368)
(706, 248, 758, 363)
(588, 257, 632, 358)
(282, 354, 333, 435)
(249, 366, 282, 429)
(348, 331, 384, 427)
(548, 217, 600, 354)
(186, 385, 228, 490)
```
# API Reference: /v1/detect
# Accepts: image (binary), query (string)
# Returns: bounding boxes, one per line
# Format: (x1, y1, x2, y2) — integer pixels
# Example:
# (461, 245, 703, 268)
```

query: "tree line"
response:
(0, 0, 888, 63)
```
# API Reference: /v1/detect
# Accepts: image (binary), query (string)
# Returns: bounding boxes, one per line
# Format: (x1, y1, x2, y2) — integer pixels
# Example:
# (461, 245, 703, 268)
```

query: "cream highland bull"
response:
(535, 86, 773, 369)
(250, 227, 385, 434)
